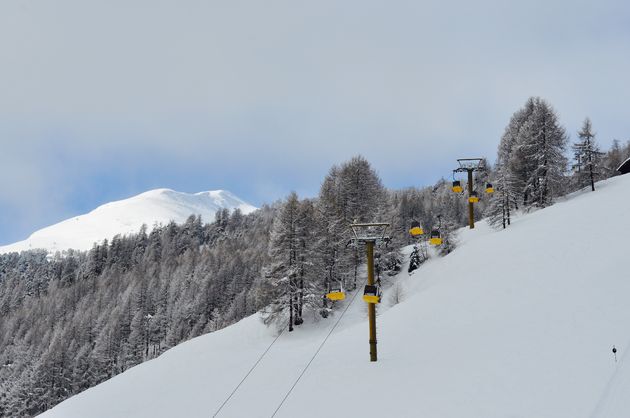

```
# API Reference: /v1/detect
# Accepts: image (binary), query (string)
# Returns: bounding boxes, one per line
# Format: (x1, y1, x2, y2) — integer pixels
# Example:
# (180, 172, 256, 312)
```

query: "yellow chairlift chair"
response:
(429, 229, 443, 246)
(409, 221, 424, 237)
(468, 191, 479, 203)
(363, 284, 381, 304)
(452, 180, 463, 193)
(485, 183, 494, 193)
(326, 282, 346, 301)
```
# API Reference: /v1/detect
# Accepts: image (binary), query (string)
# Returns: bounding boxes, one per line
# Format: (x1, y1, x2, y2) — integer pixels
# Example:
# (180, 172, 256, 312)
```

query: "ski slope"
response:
(0, 189, 256, 254)
(40, 174, 630, 418)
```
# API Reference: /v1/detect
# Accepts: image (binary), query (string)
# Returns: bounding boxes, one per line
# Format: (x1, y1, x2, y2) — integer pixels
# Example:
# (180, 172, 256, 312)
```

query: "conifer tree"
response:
(485, 148, 519, 229)
(294, 199, 318, 325)
(521, 99, 568, 207)
(264, 192, 301, 331)
(572, 118, 602, 191)
(506, 97, 537, 205)
(504, 97, 568, 208)
(315, 166, 346, 313)
(407, 244, 425, 273)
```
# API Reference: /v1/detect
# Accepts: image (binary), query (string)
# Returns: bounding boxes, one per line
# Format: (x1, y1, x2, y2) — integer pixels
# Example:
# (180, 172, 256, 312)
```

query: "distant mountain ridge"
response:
(0, 188, 257, 254)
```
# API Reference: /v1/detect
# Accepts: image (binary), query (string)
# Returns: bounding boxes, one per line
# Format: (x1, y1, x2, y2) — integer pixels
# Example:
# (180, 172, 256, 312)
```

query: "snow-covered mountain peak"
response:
(0, 188, 257, 255)
(137, 188, 176, 197)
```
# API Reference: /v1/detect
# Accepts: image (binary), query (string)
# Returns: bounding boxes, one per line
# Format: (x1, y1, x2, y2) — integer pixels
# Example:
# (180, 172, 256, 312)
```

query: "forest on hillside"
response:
(0, 97, 628, 417)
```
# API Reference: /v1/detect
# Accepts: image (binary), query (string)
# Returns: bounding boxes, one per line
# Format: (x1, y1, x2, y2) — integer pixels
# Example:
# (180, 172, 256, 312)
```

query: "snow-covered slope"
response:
(40, 175, 630, 418)
(0, 189, 256, 254)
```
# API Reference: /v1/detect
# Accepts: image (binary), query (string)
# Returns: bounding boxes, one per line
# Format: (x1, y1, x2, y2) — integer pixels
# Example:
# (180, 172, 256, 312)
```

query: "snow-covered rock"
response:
(0, 189, 256, 254)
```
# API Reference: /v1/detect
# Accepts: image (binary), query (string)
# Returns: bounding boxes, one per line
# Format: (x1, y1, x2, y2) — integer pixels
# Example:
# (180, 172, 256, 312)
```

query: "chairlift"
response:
(452, 180, 463, 193)
(326, 282, 346, 301)
(429, 229, 443, 246)
(409, 221, 424, 237)
(485, 183, 494, 194)
(363, 284, 381, 304)
(468, 191, 479, 203)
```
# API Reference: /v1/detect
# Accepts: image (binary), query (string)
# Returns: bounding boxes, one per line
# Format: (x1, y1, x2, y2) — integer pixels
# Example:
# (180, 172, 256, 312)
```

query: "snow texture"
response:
(0, 189, 257, 254)
(40, 174, 630, 418)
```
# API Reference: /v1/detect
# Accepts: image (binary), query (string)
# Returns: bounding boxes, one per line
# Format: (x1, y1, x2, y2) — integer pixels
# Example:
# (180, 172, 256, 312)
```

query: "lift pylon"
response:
(453, 158, 486, 229)
(349, 222, 389, 362)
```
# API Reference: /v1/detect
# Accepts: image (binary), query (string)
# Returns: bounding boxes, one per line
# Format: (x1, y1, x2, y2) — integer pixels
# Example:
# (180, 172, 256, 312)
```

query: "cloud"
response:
(0, 0, 629, 243)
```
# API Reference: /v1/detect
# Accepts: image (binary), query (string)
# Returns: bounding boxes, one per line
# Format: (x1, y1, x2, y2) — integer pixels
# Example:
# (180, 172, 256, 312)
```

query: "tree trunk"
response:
(296, 263, 304, 325)
(506, 196, 511, 226)
(589, 159, 595, 191)
(298, 277, 303, 323)
(353, 247, 358, 290)
(288, 290, 294, 332)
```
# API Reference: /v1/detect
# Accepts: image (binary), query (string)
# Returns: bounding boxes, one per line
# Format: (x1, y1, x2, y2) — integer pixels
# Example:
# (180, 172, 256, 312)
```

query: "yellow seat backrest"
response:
(409, 226, 423, 236)
(363, 294, 380, 304)
(327, 291, 346, 301)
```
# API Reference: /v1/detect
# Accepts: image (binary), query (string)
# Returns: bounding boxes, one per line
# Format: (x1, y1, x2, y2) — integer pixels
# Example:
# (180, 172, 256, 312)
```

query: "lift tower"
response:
(350, 222, 390, 362)
(453, 158, 486, 229)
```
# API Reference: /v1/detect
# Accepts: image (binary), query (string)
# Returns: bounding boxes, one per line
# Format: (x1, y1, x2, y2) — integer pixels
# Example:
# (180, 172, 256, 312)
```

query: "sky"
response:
(1, 0, 629, 245)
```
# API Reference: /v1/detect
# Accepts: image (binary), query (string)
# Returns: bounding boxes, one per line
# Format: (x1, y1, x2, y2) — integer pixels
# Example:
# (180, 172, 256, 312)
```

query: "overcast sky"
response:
(1, 0, 629, 245)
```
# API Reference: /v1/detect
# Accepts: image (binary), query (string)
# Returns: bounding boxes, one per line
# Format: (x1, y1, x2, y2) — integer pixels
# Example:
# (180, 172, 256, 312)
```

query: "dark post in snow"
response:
(467, 169, 475, 229)
(453, 158, 486, 229)
(366, 240, 377, 361)
(350, 222, 390, 362)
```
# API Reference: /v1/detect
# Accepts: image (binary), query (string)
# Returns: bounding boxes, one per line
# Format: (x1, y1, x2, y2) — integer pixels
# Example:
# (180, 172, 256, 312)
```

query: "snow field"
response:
(41, 174, 630, 418)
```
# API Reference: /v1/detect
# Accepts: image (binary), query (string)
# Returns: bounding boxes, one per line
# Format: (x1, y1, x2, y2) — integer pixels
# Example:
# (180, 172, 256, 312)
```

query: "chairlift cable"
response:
(212, 322, 288, 417)
(270, 279, 366, 418)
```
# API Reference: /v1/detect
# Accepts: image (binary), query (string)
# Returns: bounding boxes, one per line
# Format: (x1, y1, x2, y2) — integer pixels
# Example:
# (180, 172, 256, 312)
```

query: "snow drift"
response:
(0, 189, 257, 254)
(40, 174, 630, 418)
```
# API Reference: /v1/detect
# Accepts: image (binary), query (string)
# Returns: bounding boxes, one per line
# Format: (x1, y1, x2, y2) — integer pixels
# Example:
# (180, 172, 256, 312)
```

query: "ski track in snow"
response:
(40, 174, 630, 418)
(589, 336, 630, 418)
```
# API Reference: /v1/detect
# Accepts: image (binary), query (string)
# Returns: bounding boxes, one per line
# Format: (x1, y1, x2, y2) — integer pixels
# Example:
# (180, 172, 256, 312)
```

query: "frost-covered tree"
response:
(315, 156, 387, 295)
(314, 169, 347, 316)
(520, 98, 568, 207)
(294, 199, 319, 324)
(502, 97, 568, 208)
(506, 97, 537, 204)
(407, 244, 426, 274)
(485, 146, 519, 229)
(572, 118, 603, 191)
(264, 192, 302, 331)
(434, 214, 458, 257)
(0, 203, 278, 416)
